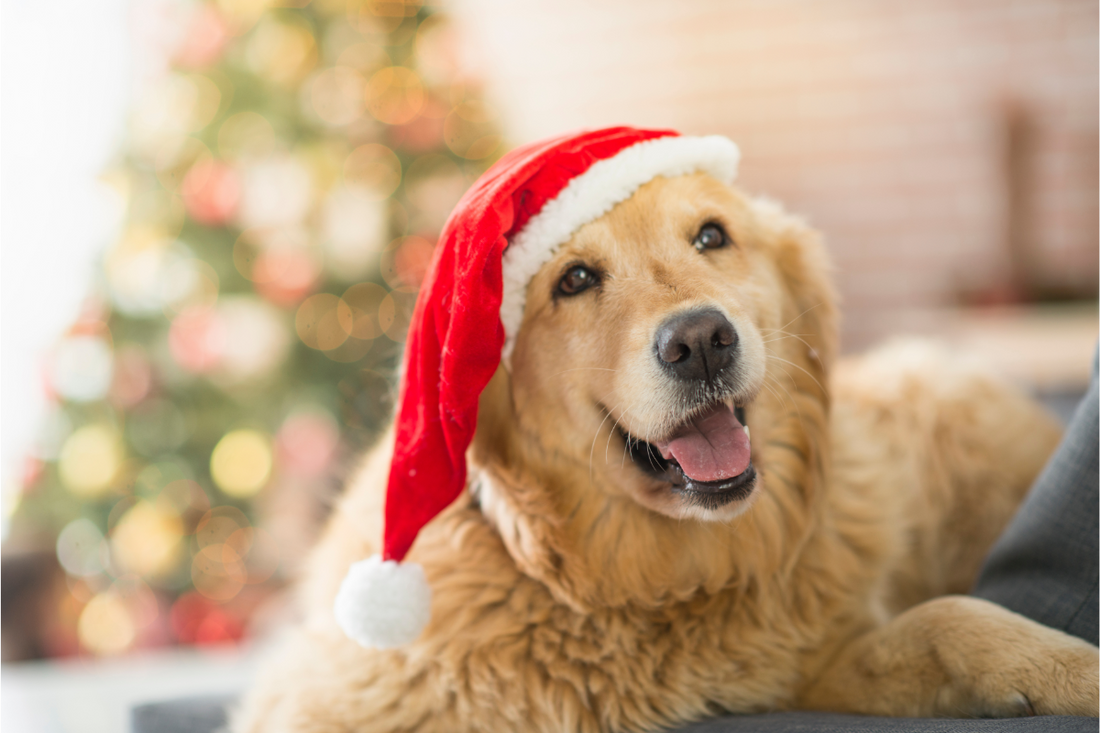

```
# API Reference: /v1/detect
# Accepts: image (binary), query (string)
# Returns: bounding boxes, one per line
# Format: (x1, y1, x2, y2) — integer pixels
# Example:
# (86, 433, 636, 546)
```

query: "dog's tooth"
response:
(743, 425, 750, 440)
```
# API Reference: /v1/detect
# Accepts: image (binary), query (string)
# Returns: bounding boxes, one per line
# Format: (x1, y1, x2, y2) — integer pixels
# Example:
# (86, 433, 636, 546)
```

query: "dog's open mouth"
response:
(619, 400, 757, 509)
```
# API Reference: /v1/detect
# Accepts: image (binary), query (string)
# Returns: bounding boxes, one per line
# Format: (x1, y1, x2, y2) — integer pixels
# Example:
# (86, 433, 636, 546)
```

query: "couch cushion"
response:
(129, 697, 1098, 733)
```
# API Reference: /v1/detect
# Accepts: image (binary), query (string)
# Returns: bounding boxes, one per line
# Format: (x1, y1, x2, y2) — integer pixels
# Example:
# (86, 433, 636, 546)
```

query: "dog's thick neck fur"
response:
(468, 191, 839, 613)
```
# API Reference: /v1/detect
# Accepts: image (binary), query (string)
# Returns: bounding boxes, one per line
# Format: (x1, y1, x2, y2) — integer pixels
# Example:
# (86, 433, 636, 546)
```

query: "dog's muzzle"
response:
(654, 307, 738, 385)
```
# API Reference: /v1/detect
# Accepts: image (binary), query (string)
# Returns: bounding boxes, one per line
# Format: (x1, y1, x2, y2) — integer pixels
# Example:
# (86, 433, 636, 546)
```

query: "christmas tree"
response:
(5, 0, 500, 658)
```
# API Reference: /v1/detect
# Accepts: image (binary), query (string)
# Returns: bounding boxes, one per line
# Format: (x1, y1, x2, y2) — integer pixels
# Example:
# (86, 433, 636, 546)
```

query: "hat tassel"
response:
(333, 555, 432, 648)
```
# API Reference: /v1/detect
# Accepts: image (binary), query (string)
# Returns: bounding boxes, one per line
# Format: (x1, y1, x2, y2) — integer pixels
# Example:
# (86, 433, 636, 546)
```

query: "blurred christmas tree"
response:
(3, 0, 500, 659)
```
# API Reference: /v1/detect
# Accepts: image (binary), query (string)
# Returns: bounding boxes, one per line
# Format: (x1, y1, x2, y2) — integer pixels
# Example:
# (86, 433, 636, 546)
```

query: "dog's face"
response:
(473, 173, 837, 608)
(512, 173, 777, 521)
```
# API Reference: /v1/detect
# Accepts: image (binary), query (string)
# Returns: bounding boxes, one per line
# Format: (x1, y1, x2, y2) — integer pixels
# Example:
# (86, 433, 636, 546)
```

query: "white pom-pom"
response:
(333, 555, 432, 649)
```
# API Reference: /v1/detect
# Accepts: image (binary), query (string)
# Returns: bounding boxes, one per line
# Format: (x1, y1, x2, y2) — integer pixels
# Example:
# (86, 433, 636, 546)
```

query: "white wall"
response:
(1, 0, 132, 532)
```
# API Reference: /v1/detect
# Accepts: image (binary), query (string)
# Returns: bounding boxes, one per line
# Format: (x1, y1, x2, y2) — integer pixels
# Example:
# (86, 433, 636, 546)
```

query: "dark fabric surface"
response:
(972, 349, 1100, 646)
(131, 695, 233, 733)
(674, 713, 1100, 732)
(128, 698, 1097, 733)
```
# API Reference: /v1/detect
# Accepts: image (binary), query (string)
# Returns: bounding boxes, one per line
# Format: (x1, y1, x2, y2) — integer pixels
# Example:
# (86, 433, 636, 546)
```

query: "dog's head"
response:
(471, 172, 837, 609)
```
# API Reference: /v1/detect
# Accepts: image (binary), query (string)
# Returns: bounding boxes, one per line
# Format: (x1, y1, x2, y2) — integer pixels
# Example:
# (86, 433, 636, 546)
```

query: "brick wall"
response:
(451, 0, 1098, 349)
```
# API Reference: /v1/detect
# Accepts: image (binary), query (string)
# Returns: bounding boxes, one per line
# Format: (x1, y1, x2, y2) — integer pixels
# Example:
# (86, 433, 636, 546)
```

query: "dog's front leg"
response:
(798, 595, 1098, 718)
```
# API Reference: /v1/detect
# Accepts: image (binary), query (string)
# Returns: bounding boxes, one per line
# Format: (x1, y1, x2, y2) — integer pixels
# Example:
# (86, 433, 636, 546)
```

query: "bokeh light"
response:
(190, 505, 276, 602)
(106, 238, 201, 316)
(245, 15, 317, 87)
(56, 518, 108, 577)
(380, 235, 435, 290)
(210, 429, 273, 498)
(169, 307, 227, 373)
(50, 335, 114, 402)
(109, 344, 153, 408)
(234, 229, 323, 306)
(156, 479, 211, 527)
(130, 73, 223, 161)
(366, 66, 424, 125)
(111, 500, 185, 578)
(322, 185, 387, 279)
(378, 288, 417, 343)
(295, 293, 353, 351)
(174, 5, 230, 69)
(237, 154, 314, 229)
(164, 258, 221, 316)
(194, 505, 250, 548)
(181, 158, 240, 225)
(414, 14, 459, 87)
(58, 424, 122, 498)
(277, 410, 339, 478)
(444, 101, 500, 160)
(78, 592, 135, 656)
(192, 543, 245, 601)
(156, 139, 212, 196)
(8, 0, 502, 662)
(215, 297, 291, 383)
(307, 66, 365, 126)
(341, 281, 388, 340)
(404, 153, 467, 232)
(344, 143, 402, 198)
(170, 592, 242, 646)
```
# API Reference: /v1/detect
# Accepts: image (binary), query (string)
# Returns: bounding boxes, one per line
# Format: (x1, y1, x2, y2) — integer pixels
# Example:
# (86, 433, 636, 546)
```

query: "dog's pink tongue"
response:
(656, 405, 751, 482)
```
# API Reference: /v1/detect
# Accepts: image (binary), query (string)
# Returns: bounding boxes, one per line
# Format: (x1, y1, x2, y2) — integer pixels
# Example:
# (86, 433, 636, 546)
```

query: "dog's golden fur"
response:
(237, 174, 1098, 731)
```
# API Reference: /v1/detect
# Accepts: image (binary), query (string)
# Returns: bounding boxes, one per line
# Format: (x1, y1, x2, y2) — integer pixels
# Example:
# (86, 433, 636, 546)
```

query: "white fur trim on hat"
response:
(499, 134, 740, 364)
(334, 555, 432, 648)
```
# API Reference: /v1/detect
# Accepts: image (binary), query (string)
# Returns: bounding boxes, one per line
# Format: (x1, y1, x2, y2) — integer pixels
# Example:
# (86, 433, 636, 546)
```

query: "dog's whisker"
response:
(759, 377, 788, 412)
(770, 301, 824, 339)
(598, 401, 629, 468)
(764, 350, 825, 393)
(764, 368, 806, 428)
(764, 366, 796, 404)
(589, 407, 617, 479)
(761, 329, 815, 353)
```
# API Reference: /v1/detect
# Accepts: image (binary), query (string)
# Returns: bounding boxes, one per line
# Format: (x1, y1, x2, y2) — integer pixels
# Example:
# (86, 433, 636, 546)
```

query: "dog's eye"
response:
(558, 265, 599, 296)
(692, 223, 728, 251)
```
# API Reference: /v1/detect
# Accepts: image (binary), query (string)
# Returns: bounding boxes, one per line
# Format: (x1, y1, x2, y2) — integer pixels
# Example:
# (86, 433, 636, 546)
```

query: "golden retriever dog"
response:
(236, 166, 1099, 731)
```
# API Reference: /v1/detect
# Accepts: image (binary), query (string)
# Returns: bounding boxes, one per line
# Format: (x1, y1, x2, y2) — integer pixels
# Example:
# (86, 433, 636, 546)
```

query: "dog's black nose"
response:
(655, 308, 738, 382)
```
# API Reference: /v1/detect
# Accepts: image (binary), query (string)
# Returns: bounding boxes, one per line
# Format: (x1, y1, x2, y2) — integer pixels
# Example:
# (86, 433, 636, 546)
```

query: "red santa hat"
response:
(334, 126, 741, 648)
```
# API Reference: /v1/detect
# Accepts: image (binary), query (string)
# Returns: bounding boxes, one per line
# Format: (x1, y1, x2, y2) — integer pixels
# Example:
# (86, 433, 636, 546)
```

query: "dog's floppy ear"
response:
(469, 367, 594, 611)
(754, 197, 839, 379)
(472, 460, 591, 609)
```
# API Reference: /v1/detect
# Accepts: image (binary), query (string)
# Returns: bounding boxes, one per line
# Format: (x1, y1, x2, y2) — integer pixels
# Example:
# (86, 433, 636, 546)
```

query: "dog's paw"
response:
(953, 630, 1100, 718)
(1025, 640, 1100, 717)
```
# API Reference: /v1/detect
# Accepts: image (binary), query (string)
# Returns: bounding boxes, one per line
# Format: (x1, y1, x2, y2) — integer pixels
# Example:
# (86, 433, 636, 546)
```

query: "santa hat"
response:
(334, 127, 741, 648)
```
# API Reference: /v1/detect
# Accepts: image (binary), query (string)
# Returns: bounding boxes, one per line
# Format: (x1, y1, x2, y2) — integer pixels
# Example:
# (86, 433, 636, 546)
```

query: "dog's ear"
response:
(470, 367, 594, 611)
(472, 460, 593, 610)
(754, 198, 839, 379)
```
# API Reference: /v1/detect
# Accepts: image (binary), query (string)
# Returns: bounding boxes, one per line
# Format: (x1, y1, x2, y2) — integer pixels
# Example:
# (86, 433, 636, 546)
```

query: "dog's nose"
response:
(655, 308, 738, 382)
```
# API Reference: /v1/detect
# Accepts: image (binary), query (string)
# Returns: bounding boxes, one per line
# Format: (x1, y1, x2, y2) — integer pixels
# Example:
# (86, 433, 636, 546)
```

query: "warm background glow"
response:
(2, 2, 1096, 729)
(452, 0, 1099, 370)
(2, 0, 497, 686)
